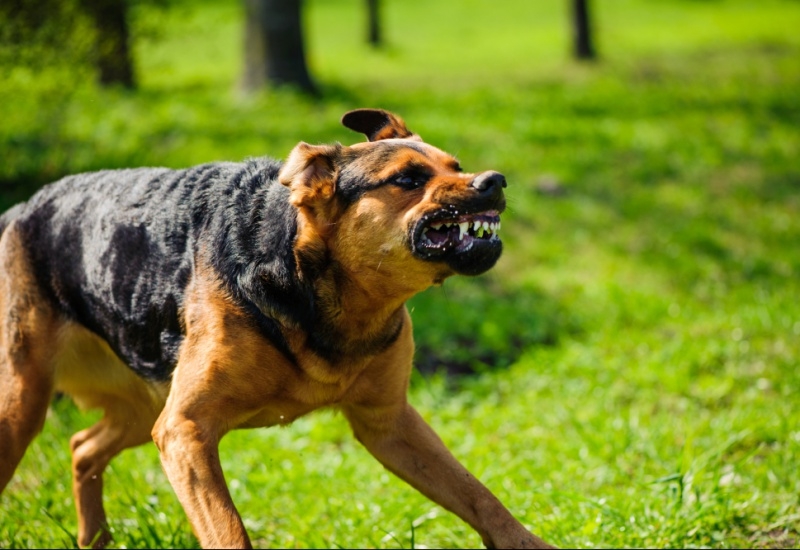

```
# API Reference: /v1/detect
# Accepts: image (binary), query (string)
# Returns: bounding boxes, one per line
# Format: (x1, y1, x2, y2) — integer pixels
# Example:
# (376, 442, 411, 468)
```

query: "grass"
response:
(1, 0, 800, 547)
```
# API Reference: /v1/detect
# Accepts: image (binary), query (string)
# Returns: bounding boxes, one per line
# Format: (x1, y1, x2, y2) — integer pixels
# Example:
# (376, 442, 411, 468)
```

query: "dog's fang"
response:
(459, 222, 467, 240)
(473, 221, 481, 232)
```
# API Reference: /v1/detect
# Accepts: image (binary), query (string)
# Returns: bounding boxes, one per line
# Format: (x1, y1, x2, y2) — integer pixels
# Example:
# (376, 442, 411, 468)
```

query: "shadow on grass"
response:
(409, 277, 581, 379)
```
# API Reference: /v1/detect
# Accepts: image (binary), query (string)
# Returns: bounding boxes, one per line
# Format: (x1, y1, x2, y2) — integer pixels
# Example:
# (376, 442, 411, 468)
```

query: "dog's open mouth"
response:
(411, 208, 504, 279)
(415, 210, 501, 255)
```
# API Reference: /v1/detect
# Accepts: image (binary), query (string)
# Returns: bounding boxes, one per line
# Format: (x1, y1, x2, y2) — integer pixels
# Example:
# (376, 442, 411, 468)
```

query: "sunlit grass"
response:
(1, 0, 799, 547)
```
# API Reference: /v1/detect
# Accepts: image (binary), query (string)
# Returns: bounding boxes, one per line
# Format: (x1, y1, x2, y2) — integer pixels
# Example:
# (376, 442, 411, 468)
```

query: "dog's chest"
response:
(236, 356, 371, 429)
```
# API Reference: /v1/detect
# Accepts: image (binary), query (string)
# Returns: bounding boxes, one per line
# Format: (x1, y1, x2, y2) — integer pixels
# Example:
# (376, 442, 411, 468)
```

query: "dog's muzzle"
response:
(411, 171, 507, 276)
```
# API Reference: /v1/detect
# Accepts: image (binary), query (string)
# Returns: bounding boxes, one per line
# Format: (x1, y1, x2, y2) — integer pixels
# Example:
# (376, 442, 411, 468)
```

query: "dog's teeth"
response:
(473, 221, 481, 232)
(490, 222, 497, 231)
(459, 222, 468, 239)
(482, 221, 489, 231)
(497, 221, 501, 231)
(431, 223, 442, 230)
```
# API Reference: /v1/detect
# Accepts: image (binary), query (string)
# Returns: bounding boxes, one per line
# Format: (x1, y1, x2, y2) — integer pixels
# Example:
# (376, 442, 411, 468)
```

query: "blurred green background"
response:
(1, 0, 799, 548)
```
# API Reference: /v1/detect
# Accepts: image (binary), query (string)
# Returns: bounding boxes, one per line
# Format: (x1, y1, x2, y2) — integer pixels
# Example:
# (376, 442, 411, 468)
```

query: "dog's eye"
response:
(392, 172, 428, 189)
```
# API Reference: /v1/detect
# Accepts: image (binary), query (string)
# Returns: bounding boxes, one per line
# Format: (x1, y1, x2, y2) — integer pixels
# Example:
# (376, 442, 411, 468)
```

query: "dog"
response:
(0, 109, 551, 549)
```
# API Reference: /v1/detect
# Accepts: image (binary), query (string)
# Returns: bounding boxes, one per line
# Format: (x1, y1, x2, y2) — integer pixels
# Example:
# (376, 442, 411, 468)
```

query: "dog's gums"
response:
(411, 207, 504, 276)
(417, 210, 501, 249)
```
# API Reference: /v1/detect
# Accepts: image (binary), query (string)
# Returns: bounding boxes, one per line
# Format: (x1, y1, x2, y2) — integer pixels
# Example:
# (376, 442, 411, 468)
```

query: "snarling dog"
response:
(0, 109, 551, 549)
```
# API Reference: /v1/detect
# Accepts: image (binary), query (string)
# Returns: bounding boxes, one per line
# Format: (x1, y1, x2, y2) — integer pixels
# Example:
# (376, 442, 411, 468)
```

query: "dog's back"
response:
(2, 159, 288, 381)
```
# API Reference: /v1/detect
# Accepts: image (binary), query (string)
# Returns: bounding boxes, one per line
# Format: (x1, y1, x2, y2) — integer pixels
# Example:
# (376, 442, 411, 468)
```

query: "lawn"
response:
(1, 0, 799, 547)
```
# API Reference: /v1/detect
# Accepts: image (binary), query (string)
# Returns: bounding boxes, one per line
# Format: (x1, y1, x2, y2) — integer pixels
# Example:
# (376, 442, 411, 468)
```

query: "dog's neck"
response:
(304, 260, 419, 361)
(287, 203, 446, 362)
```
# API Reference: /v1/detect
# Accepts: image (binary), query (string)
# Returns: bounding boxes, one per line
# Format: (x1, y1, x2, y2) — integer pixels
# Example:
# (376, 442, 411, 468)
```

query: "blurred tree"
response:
(571, 0, 596, 60)
(241, 0, 316, 94)
(366, 0, 382, 48)
(0, 0, 135, 87)
(1, 0, 84, 68)
(79, 0, 135, 87)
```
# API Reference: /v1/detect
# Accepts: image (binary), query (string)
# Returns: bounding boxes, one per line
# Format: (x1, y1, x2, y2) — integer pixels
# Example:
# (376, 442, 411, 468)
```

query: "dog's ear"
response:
(278, 142, 341, 207)
(341, 108, 421, 142)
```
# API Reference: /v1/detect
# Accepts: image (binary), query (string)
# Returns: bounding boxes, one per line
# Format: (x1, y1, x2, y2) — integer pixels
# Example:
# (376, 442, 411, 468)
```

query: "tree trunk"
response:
(571, 0, 596, 61)
(81, 0, 135, 87)
(241, 0, 316, 94)
(366, 0, 381, 48)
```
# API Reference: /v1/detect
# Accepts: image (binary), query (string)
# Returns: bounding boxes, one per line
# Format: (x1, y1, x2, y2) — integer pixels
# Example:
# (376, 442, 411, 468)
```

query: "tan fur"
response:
(0, 222, 59, 493)
(54, 324, 169, 546)
(53, 324, 169, 416)
(151, 262, 397, 548)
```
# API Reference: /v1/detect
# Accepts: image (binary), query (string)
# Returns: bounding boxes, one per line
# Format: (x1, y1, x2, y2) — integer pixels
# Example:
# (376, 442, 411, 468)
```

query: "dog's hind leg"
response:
(69, 401, 155, 548)
(54, 324, 168, 548)
(0, 223, 59, 492)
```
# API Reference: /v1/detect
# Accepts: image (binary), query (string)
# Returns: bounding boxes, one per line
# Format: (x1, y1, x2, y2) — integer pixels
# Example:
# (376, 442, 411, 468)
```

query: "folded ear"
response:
(341, 108, 421, 142)
(278, 142, 341, 207)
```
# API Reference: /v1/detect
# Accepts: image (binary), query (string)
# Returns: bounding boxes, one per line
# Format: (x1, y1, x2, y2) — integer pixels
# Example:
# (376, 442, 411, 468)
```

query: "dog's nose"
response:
(471, 171, 507, 192)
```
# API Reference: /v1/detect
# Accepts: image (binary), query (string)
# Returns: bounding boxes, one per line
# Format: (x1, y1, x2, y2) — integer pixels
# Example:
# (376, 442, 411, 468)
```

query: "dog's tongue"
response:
(424, 226, 457, 246)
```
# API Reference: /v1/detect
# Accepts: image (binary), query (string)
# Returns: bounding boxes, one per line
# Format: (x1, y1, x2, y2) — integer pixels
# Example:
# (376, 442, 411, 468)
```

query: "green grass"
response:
(2, 0, 800, 547)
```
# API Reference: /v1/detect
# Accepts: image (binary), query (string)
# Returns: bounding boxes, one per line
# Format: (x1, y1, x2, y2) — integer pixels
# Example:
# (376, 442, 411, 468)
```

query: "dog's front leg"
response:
(152, 402, 251, 549)
(343, 402, 553, 549)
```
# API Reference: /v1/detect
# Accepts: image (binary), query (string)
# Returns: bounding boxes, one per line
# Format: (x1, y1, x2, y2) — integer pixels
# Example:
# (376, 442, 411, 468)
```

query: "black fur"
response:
(7, 158, 302, 380)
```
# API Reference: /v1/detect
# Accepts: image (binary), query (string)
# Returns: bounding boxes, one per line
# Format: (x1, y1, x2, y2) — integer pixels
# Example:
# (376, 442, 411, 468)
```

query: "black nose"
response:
(471, 171, 507, 192)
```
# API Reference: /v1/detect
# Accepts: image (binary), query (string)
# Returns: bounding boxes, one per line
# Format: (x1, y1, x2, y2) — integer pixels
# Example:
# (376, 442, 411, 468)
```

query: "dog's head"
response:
(278, 109, 506, 289)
